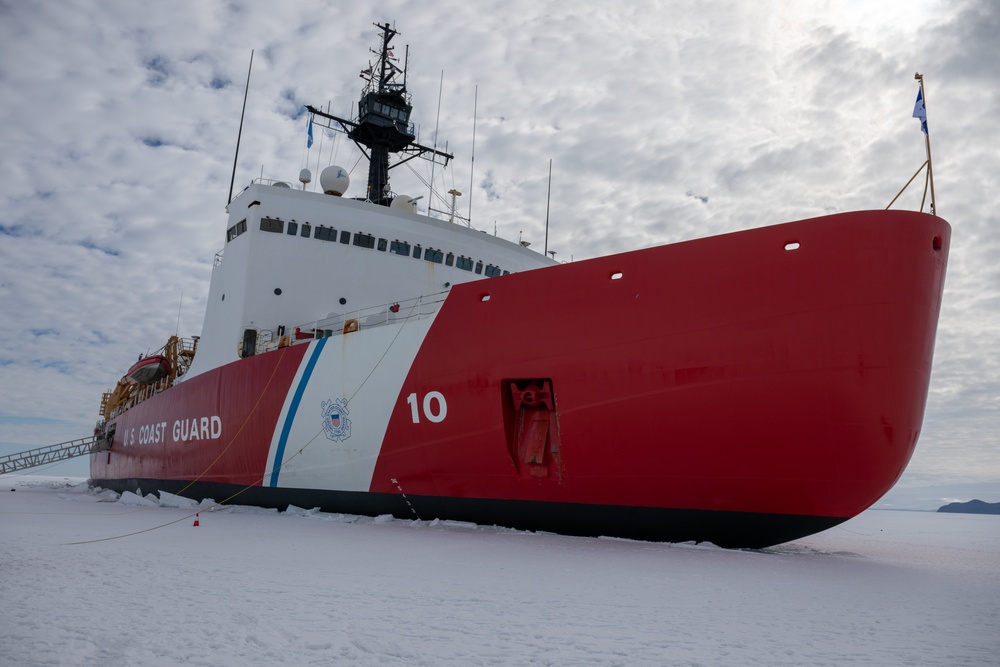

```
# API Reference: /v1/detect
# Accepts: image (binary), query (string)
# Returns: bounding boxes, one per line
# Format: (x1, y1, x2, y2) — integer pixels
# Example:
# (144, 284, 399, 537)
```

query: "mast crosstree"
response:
(307, 22, 453, 206)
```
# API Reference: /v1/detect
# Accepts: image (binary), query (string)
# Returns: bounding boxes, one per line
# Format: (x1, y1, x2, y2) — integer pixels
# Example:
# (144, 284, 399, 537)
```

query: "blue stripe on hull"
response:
(269, 337, 328, 487)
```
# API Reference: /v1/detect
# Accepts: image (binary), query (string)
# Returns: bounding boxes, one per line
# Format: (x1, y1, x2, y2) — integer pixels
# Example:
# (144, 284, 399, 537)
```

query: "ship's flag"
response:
(307, 117, 314, 148)
(913, 89, 928, 135)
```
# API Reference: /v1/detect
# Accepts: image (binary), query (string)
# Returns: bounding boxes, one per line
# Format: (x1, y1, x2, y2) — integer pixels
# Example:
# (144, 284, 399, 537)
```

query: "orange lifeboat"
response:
(126, 355, 171, 385)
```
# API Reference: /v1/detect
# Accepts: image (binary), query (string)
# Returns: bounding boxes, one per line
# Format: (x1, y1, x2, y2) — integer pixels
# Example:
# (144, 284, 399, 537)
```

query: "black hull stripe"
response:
(94, 478, 847, 549)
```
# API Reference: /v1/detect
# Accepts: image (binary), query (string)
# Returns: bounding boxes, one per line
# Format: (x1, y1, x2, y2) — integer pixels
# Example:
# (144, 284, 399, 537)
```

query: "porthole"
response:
(274, 288, 282, 295)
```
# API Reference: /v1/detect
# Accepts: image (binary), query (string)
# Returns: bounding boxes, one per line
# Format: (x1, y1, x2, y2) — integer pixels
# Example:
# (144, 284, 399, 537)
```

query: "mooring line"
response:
(66, 295, 434, 545)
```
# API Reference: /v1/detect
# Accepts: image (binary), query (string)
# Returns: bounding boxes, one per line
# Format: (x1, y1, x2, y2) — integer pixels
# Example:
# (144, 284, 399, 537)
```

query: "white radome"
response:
(320, 166, 350, 196)
(391, 195, 418, 213)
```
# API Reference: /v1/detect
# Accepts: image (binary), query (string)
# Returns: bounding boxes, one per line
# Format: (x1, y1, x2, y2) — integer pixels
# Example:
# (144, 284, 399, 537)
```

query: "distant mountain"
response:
(937, 499, 1000, 515)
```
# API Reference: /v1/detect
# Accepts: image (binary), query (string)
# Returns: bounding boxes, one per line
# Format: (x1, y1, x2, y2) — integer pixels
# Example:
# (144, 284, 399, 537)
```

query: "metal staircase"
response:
(0, 436, 100, 474)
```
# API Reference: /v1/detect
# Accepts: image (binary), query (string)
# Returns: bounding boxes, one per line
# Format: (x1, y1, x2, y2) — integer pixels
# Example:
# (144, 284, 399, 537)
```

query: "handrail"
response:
(252, 290, 450, 354)
(295, 291, 448, 341)
(0, 436, 99, 474)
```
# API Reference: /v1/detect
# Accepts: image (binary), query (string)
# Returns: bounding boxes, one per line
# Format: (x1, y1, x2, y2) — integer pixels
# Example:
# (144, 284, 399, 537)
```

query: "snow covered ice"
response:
(2, 476, 998, 666)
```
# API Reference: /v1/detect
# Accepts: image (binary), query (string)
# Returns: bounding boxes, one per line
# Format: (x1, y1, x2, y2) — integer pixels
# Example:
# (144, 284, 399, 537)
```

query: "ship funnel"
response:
(320, 165, 350, 196)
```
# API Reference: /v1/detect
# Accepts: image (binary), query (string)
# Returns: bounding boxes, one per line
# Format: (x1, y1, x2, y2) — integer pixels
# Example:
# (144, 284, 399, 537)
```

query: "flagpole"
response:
(915, 72, 937, 216)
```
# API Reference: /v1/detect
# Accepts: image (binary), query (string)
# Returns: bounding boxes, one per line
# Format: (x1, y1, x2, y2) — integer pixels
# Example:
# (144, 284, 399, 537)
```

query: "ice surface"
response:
(157, 490, 199, 509)
(2, 476, 998, 666)
(117, 490, 158, 507)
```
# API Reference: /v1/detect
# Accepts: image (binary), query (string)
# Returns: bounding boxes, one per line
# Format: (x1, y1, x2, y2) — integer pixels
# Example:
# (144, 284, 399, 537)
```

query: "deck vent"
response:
(611, 271, 623, 280)
(784, 242, 801, 251)
(481, 294, 491, 302)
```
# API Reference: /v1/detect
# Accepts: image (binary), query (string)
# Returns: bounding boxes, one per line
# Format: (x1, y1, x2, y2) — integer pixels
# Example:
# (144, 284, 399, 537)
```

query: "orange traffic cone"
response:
(193, 512, 200, 527)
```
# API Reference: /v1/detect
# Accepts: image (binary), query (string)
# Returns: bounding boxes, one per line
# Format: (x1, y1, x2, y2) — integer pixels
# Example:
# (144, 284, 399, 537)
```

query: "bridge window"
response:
(226, 219, 248, 242)
(354, 233, 376, 249)
(485, 264, 502, 277)
(456, 256, 474, 271)
(445, 252, 454, 267)
(377, 238, 387, 251)
(287, 221, 298, 236)
(301, 223, 311, 238)
(475, 261, 483, 275)
(412, 245, 423, 259)
(390, 240, 410, 256)
(314, 226, 336, 241)
(425, 248, 444, 264)
(260, 217, 283, 233)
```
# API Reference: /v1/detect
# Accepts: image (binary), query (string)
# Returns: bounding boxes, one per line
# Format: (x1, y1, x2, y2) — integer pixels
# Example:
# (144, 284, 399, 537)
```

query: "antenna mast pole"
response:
(305, 23, 453, 206)
(175, 291, 183, 337)
(428, 70, 444, 211)
(468, 85, 478, 227)
(544, 159, 552, 255)
(228, 50, 253, 207)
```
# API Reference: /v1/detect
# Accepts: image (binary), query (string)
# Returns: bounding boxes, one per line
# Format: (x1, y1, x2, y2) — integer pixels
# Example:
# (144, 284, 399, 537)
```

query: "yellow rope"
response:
(65, 512, 197, 544)
(169, 345, 290, 496)
(58, 347, 291, 543)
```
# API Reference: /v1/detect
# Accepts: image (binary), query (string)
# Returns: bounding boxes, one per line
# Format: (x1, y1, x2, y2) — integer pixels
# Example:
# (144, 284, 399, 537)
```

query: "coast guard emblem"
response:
(321, 398, 352, 442)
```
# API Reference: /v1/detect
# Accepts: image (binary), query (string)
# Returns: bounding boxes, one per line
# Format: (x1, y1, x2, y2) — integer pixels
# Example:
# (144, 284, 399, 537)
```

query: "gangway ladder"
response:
(0, 436, 100, 474)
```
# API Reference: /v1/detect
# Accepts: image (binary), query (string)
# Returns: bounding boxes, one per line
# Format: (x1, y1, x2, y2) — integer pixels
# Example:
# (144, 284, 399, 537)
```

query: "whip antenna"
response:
(227, 50, 254, 206)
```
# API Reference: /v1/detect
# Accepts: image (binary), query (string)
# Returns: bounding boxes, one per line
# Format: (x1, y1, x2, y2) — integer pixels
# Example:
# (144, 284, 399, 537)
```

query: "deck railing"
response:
(256, 291, 449, 354)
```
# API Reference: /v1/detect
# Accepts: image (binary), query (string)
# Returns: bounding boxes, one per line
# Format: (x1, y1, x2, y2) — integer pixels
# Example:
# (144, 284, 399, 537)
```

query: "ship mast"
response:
(306, 22, 454, 207)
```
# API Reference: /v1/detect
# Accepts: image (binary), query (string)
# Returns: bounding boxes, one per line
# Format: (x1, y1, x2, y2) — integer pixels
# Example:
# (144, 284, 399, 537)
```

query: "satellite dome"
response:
(298, 168, 312, 185)
(320, 166, 350, 196)
(391, 195, 418, 213)
(272, 181, 291, 188)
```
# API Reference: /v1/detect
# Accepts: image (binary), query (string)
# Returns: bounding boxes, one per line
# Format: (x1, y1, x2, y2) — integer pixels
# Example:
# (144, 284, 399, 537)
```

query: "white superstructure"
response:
(186, 180, 555, 379)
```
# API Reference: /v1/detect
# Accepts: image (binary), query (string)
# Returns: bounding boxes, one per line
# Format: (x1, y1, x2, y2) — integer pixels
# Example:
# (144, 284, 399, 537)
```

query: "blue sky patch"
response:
(79, 240, 120, 256)
(0, 414, 67, 426)
(144, 55, 169, 85)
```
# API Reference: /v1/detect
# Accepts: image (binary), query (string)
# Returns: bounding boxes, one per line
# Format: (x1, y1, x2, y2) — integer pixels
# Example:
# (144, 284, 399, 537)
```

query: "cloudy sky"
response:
(1, 0, 997, 485)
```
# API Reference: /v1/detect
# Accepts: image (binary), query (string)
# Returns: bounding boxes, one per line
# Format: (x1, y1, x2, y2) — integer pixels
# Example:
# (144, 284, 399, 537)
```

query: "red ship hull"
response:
(91, 210, 950, 547)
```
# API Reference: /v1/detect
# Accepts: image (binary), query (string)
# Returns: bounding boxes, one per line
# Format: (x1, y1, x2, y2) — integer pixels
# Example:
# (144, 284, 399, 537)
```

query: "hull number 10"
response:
(406, 391, 447, 423)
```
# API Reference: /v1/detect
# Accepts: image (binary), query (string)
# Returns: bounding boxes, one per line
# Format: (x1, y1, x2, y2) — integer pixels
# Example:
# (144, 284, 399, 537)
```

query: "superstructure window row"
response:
(245, 215, 511, 277)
